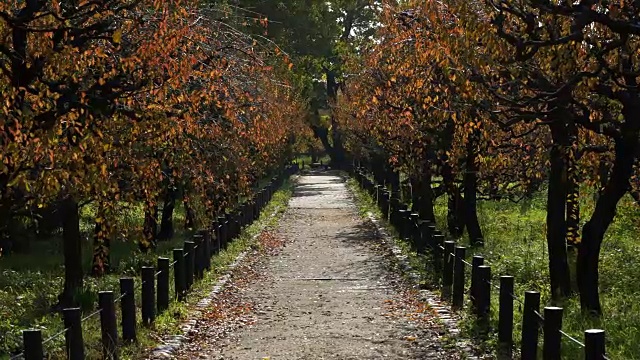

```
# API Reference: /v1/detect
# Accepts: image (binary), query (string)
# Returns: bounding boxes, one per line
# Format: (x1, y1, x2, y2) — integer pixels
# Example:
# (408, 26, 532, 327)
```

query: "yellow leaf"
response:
(113, 29, 122, 44)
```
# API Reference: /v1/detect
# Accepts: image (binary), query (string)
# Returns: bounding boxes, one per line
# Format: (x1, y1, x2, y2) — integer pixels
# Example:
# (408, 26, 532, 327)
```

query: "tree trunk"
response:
(410, 164, 435, 221)
(91, 201, 111, 276)
(158, 186, 177, 240)
(184, 196, 196, 230)
(386, 167, 401, 194)
(464, 129, 483, 245)
(578, 135, 639, 315)
(441, 160, 464, 237)
(325, 69, 345, 166)
(372, 153, 386, 185)
(546, 123, 572, 299)
(58, 197, 83, 308)
(140, 199, 158, 252)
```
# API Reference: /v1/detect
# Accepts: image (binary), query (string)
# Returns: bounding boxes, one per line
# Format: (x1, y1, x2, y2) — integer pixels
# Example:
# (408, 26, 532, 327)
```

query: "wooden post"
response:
(381, 190, 390, 220)
(585, 329, 605, 360)
(218, 216, 227, 249)
(119, 278, 136, 342)
(202, 230, 212, 270)
(211, 221, 220, 255)
(498, 276, 515, 358)
(409, 213, 419, 247)
(426, 224, 436, 251)
(521, 291, 541, 360)
(173, 249, 186, 301)
(99, 291, 118, 359)
(433, 234, 445, 279)
(470, 255, 484, 312)
(416, 221, 427, 254)
(452, 246, 466, 309)
(141, 266, 155, 326)
(193, 234, 204, 280)
(63, 307, 84, 360)
(477, 265, 491, 321)
(543, 306, 563, 360)
(442, 240, 455, 300)
(225, 213, 234, 242)
(23, 329, 44, 360)
(184, 241, 195, 290)
(253, 195, 260, 220)
(397, 205, 409, 240)
(157, 257, 170, 313)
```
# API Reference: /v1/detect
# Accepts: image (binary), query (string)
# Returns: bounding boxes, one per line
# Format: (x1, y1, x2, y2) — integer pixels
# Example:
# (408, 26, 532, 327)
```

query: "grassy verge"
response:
(347, 176, 640, 359)
(0, 177, 294, 359)
(434, 191, 640, 359)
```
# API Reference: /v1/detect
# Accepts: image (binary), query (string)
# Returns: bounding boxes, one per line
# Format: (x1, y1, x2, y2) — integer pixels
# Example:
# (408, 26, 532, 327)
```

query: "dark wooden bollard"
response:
(426, 224, 436, 249)
(416, 221, 428, 254)
(157, 257, 170, 313)
(184, 241, 195, 290)
(521, 291, 541, 360)
(119, 278, 136, 342)
(141, 266, 155, 326)
(543, 307, 563, 360)
(470, 256, 484, 312)
(203, 230, 212, 270)
(193, 234, 204, 280)
(381, 191, 390, 220)
(173, 249, 186, 301)
(442, 241, 455, 300)
(63, 307, 84, 360)
(585, 329, 606, 360)
(99, 291, 118, 359)
(452, 246, 466, 309)
(498, 276, 514, 358)
(253, 196, 260, 220)
(476, 265, 491, 321)
(409, 213, 419, 246)
(211, 221, 220, 255)
(225, 213, 235, 241)
(218, 216, 227, 249)
(402, 209, 411, 240)
(433, 233, 445, 277)
(23, 329, 44, 360)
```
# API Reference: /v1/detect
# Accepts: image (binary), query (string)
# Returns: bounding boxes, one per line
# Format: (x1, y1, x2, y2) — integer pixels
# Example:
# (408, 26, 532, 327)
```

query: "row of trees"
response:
(0, 0, 306, 307)
(336, 0, 640, 316)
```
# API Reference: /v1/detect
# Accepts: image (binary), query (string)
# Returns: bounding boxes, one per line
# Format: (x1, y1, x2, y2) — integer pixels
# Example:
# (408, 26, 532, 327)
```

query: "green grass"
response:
(0, 176, 295, 359)
(347, 175, 640, 359)
(434, 189, 640, 359)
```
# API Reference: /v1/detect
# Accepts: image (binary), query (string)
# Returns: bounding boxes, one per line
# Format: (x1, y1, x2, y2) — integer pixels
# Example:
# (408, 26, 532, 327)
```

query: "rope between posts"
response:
(482, 278, 525, 307)
(43, 326, 69, 345)
(114, 291, 128, 303)
(81, 308, 103, 322)
(560, 330, 585, 347)
(170, 260, 178, 266)
(533, 309, 545, 322)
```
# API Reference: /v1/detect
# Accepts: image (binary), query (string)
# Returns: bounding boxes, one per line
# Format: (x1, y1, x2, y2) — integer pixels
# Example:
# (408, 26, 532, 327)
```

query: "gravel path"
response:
(178, 172, 459, 359)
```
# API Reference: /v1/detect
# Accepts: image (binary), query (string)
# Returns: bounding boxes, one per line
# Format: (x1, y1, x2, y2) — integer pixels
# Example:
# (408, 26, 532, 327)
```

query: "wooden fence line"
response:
(12, 163, 299, 360)
(351, 166, 608, 360)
